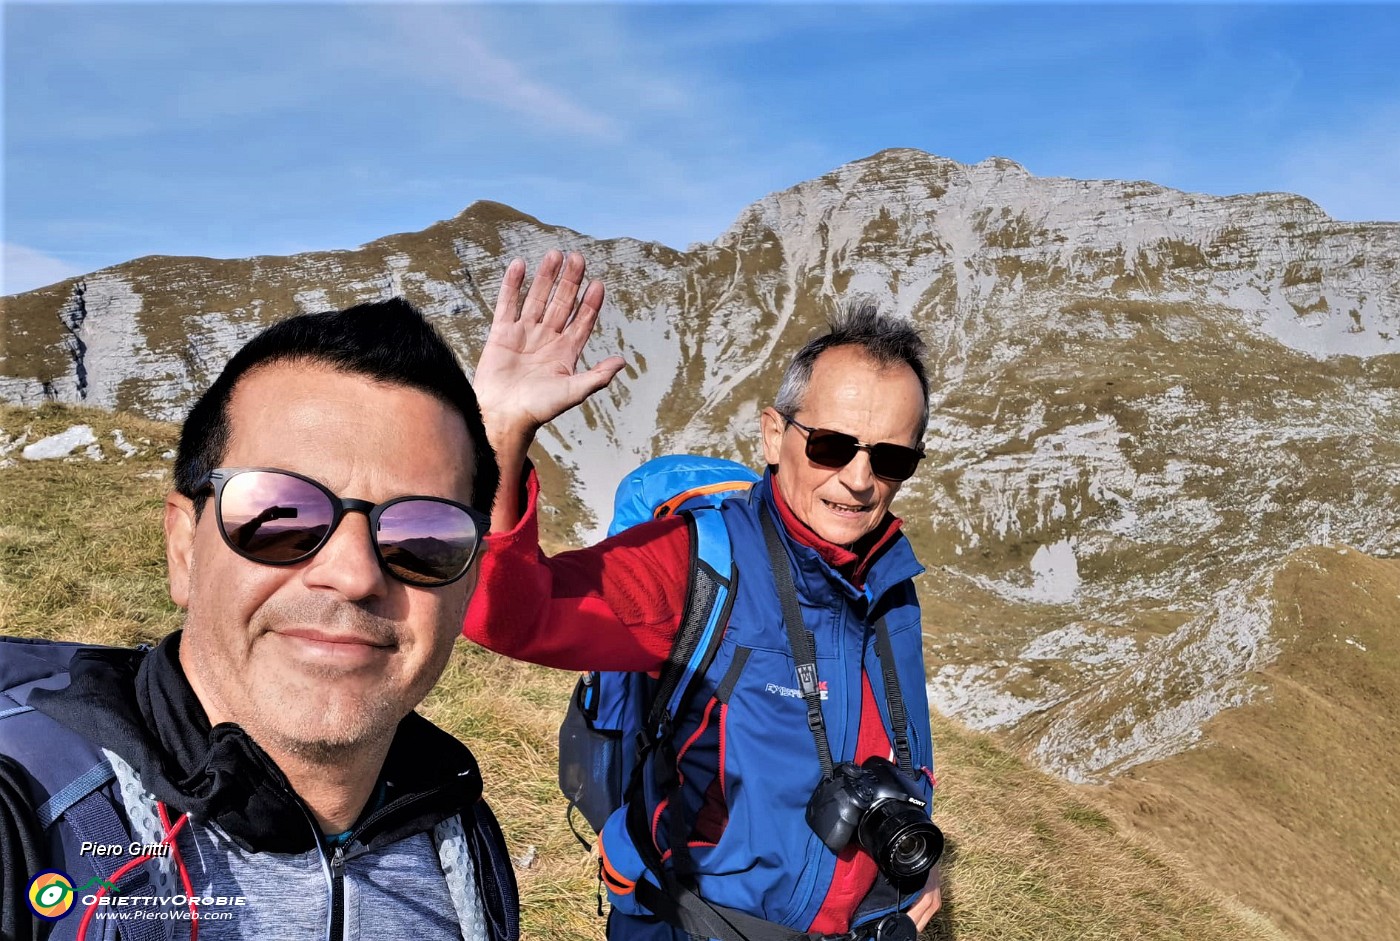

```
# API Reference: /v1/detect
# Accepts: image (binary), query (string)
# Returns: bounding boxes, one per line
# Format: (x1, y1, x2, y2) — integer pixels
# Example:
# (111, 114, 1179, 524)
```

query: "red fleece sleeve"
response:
(461, 468, 691, 672)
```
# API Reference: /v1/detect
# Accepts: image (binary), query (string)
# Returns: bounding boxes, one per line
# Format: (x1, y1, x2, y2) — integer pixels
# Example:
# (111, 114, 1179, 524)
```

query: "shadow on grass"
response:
(920, 834, 959, 941)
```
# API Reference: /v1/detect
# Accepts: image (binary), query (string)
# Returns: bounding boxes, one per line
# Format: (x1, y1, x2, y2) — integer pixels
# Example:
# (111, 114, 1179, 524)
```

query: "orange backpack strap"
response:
(652, 481, 754, 520)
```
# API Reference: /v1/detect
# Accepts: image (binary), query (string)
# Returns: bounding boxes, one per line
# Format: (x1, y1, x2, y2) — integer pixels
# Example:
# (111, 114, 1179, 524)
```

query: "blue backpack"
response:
(0, 637, 169, 941)
(556, 455, 759, 841)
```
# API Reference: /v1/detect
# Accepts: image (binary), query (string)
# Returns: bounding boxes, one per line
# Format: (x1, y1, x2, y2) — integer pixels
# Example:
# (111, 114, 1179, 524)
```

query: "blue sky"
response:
(4, 2, 1399, 294)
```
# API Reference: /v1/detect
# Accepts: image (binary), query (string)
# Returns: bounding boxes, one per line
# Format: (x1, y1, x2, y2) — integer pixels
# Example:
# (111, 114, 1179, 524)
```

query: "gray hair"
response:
(773, 302, 930, 440)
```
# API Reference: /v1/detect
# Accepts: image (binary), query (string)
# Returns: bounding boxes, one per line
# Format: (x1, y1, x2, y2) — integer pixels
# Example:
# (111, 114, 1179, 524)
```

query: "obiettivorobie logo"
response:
(26, 870, 116, 921)
(25, 867, 247, 925)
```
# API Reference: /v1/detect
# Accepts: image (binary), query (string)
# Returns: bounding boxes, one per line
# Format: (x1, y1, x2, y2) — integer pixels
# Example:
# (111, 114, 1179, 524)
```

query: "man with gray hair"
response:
(467, 250, 942, 941)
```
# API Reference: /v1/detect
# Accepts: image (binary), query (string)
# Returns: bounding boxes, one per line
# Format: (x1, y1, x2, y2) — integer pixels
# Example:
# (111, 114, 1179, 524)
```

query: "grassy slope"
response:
(1098, 546, 1400, 941)
(0, 403, 1284, 941)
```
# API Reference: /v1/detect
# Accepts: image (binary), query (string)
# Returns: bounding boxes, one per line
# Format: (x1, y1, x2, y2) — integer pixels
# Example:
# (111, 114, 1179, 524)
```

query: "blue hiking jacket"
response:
(601, 473, 933, 937)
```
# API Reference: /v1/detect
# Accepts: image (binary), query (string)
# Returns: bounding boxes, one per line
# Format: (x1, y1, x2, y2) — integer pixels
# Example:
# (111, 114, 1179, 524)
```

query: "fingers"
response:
(491, 258, 527, 325)
(541, 252, 588, 331)
(518, 249, 564, 325)
(909, 867, 943, 929)
(491, 250, 602, 344)
(593, 357, 628, 393)
(563, 278, 606, 343)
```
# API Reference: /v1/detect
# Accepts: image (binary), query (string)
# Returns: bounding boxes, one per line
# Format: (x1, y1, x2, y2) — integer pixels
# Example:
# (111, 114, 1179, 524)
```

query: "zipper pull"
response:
(328, 843, 348, 941)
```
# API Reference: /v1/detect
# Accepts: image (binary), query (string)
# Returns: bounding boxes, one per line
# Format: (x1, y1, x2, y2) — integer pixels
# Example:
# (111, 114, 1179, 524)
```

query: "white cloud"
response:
(1280, 108, 1400, 223)
(2, 244, 84, 295)
(374, 6, 621, 142)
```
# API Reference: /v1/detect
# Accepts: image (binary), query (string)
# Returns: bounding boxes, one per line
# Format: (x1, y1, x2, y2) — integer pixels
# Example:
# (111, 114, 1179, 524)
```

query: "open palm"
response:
(474, 250, 627, 437)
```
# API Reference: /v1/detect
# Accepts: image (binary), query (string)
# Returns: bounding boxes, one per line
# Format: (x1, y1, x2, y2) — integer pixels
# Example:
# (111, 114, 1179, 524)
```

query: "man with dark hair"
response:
(466, 251, 942, 941)
(1, 298, 518, 941)
(171, 299, 499, 514)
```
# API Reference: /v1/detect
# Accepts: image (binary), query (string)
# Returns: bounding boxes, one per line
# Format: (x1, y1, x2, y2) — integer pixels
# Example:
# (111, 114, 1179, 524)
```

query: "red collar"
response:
(769, 473, 903, 589)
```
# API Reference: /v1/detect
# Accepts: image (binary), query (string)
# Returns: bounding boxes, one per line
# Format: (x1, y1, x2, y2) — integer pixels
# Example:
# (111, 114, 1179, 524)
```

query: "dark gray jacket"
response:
(0, 634, 519, 941)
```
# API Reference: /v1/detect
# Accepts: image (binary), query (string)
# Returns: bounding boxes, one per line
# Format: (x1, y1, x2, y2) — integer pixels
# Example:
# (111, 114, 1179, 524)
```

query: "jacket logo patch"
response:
(763, 680, 829, 700)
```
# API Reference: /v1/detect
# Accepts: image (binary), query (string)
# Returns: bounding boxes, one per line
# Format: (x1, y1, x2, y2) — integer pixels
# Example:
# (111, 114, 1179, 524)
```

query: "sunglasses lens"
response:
(219, 471, 335, 563)
(869, 445, 922, 482)
(376, 500, 481, 586)
(804, 428, 859, 469)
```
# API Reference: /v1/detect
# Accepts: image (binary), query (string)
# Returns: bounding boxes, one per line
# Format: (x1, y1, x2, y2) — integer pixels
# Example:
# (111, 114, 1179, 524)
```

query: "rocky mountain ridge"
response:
(4, 149, 1398, 786)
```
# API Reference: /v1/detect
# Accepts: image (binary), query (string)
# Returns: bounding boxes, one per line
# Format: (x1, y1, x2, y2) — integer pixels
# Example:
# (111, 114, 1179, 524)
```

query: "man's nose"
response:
(302, 512, 388, 600)
(837, 449, 876, 492)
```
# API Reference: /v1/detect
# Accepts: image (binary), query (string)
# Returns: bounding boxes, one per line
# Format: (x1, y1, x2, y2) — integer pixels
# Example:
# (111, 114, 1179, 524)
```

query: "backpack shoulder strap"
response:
(0, 639, 119, 816)
(643, 507, 738, 738)
(430, 797, 526, 941)
(623, 507, 743, 901)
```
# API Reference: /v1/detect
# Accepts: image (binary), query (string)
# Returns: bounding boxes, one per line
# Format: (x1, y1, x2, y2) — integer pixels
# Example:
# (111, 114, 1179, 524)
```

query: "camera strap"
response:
(761, 507, 836, 778)
(871, 614, 915, 776)
(760, 507, 915, 778)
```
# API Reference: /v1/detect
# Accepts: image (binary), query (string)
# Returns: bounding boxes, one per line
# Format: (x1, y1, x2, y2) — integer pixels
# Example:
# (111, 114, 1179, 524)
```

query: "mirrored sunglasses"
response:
(783, 415, 925, 482)
(201, 467, 487, 587)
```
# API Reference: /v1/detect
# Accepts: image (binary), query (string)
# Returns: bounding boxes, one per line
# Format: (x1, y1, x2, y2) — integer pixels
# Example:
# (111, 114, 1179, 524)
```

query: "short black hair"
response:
(173, 298, 498, 515)
(774, 301, 931, 439)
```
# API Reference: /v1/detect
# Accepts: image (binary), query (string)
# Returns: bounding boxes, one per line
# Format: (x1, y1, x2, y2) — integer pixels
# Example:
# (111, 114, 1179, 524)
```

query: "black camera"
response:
(805, 756, 943, 892)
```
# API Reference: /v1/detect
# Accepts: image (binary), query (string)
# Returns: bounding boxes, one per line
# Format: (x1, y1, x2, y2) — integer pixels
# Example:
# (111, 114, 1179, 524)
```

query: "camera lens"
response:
(858, 801, 944, 889)
(890, 831, 930, 869)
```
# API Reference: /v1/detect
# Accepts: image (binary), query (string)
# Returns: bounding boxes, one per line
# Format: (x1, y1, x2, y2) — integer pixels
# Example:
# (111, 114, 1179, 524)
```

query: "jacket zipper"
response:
(277, 769, 474, 940)
(308, 779, 465, 941)
(329, 845, 346, 941)
(340, 779, 457, 846)
(295, 807, 341, 941)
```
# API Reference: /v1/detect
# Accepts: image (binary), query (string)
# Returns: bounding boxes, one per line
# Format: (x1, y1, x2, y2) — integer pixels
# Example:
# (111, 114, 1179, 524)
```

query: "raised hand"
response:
(474, 250, 627, 532)
(474, 250, 627, 443)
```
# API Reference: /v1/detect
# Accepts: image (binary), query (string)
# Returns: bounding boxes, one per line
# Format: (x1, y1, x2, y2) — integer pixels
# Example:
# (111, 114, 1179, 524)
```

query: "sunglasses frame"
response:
(780, 415, 926, 482)
(201, 467, 489, 587)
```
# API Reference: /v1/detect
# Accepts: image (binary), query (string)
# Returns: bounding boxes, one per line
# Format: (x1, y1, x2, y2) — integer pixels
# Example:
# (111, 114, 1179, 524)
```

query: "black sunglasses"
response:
(201, 467, 488, 587)
(782, 415, 925, 482)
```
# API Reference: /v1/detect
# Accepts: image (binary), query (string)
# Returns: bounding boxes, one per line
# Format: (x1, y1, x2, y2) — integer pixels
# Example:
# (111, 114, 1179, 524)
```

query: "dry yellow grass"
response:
(0, 404, 182, 645)
(921, 712, 1288, 941)
(1, 404, 1289, 941)
(1098, 546, 1400, 941)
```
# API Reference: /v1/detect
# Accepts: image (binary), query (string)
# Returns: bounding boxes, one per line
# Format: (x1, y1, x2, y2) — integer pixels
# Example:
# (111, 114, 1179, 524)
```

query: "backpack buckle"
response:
(652, 712, 674, 743)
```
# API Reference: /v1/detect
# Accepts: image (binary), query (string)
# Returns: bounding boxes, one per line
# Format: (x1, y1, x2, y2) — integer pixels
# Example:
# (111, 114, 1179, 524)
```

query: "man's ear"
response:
(759, 407, 786, 467)
(164, 493, 196, 608)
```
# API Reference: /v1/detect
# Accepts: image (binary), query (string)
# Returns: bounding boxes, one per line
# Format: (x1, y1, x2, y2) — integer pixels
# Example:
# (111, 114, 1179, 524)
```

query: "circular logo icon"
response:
(27, 870, 76, 920)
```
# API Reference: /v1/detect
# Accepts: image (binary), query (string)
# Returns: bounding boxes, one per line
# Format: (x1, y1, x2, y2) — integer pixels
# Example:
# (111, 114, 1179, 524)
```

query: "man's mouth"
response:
(272, 626, 396, 667)
(821, 499, 871, 516)
(278, 627, 393, 648)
